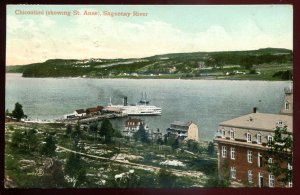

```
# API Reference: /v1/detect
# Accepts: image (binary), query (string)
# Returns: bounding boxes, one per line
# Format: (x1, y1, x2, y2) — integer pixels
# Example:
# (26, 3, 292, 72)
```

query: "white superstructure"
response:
(107, 97, 162, 116)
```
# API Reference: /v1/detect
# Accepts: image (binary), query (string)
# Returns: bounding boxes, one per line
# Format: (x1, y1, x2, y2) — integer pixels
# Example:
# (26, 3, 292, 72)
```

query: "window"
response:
(258, 172, 263, 187)
(248, 170, 253, 183)
(222, 146, 227, 158)
(230, 167, 236, 179)
(267, 158, 273, 169)
(230, 130, 235, 140)
(285, 102, 289, 110)
(247, 133, 252, 143)
(230, 147, 235, 160)
(247, 150, 253, 163)
(221, 129, 226, 138)
(257, 133, 262, 144)
(258, 153, 263, 167)
(268, 158, 273, 164)
(268, 135, 274, 143)
(269, 174, 275, 187)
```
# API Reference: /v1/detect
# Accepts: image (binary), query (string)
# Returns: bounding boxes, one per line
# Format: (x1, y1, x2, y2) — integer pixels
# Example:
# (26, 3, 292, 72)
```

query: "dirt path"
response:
(57, 145, 204, 178)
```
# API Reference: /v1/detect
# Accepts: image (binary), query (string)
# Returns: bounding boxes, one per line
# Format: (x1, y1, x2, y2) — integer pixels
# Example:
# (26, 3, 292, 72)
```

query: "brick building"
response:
(214, 88, 293, 187)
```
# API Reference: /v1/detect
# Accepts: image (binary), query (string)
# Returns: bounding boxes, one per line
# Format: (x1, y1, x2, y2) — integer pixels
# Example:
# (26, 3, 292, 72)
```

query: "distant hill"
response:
(6, 48, 292, 80)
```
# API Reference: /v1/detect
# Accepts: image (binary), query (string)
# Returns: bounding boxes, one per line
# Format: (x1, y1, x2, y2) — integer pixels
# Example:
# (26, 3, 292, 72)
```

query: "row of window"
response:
(220, 129, 274, 144)
(230, 167, 275, 187)
(230, 168, 292, 187)
(221, 146, 272, 167)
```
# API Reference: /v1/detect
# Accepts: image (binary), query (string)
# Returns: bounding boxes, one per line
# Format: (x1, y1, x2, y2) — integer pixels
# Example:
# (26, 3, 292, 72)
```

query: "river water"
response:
(5, 73, 290, 141)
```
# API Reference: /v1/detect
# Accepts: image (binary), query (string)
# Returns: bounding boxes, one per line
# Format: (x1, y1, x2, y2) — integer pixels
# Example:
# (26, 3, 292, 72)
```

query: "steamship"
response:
(107, 96, 162, 116)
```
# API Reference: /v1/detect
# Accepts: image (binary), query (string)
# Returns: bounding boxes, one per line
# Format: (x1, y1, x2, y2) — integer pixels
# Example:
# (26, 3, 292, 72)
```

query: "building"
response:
(74, 109, 86, 117)
(280, 87, 293, 115)
(123, 118, 148, 137)
(214, 89, 293, 187)
(149, 128, 163, 141)
(166, 121, 199, 142)
(86, 106, 103, 115)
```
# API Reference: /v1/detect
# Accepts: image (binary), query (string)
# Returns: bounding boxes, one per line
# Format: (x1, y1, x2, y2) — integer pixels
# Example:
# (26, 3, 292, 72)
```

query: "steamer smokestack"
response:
(253, 107, 257, 113)
(123, 96, 128, 106)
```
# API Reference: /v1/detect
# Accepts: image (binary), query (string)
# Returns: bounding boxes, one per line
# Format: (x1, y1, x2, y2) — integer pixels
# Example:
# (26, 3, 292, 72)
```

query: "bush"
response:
(157, 169, 177, 188)
(272, 70, 292, 80)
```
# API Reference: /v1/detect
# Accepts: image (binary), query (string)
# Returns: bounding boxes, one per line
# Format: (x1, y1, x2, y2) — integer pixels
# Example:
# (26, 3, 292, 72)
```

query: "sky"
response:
(6, 5, 293, 65)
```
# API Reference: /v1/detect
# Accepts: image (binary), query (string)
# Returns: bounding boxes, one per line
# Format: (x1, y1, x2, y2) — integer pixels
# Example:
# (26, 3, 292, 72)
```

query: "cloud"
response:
(6, 12, 292, 65)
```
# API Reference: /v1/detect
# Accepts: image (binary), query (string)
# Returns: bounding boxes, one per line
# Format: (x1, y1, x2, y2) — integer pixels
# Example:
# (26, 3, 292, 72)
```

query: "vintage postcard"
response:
(5, 4, 293, 188)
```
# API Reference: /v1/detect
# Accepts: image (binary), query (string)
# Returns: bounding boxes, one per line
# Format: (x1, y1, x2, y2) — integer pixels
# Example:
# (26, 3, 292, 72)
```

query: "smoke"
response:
(113, 89, 126, 98)
(85, 82, 105, 103)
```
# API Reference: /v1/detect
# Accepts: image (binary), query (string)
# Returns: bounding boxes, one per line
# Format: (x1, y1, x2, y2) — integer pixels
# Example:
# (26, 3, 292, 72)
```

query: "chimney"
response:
(123, 96, 128, 106)
(253, 107, 257, 113)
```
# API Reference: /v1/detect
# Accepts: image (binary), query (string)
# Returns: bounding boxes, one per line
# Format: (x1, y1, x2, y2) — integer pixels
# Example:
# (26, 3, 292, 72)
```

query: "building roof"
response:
(171, 121, 193, 127)
(219, 112, 292, 133)
(126, 118, 143, 123)
(86, 106, 103, 113)
(102, 107, 122, 112)
(75, 109, 86, 114)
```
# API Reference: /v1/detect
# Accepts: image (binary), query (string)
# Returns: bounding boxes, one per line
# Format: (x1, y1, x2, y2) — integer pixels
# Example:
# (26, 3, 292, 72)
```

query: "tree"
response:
(157, 169, 177, 188)
(163, 134, 168, 145)
(186, 139, 201, 153)
(272, 70, 293, 80)
(64, 151, 87, 187)
(66, 124, 72, 137)
(5, 109, 11, 117)
(24, 129, 38, 152)
(12, 102, 26, 121)
(205, 174, 230, 187)
(266, 125, 293, 185)
(207, 142, 215, 156)
(11, 130, 24, 148)
(40, 159, 66, 188)
(99, 119, 115, 143)
(133, 124, 150, 144)
(171, 138, 180, 150)
(206, 159, 231, 187)
(41, 135, 56, 156)
(71, 122, 82, 146)
(89, 122, 98, 142)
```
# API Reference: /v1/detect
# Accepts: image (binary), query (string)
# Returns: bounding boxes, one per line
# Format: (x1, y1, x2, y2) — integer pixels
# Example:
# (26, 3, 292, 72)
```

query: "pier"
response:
(58, 113, 128, 124)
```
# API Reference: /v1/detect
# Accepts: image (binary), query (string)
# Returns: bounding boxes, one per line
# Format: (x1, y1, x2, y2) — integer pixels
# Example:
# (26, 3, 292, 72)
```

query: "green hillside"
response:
(6, 48, 292, 80)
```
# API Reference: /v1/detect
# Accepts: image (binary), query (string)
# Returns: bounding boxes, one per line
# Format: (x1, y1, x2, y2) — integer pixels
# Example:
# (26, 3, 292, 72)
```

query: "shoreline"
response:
(5, 73, 292, 82)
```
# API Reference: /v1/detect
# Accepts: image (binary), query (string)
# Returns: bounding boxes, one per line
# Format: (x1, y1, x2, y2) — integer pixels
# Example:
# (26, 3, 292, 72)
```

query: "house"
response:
(150, 128, 163, 141)
(74, 109, 86, 117)
(123, 118, 148, 137)
(86, 106, 103, 115)
(166, 121, 199, 142)
(214, 88, 293, 187)
(280, 87, 293, 115)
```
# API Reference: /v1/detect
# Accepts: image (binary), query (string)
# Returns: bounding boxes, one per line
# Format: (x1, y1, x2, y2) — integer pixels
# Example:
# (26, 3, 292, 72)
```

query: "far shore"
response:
(5, 73, 291, 82)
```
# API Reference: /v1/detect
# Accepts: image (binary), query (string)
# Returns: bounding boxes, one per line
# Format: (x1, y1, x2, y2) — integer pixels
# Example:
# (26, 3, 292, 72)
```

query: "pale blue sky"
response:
(6, 5, 293, 65)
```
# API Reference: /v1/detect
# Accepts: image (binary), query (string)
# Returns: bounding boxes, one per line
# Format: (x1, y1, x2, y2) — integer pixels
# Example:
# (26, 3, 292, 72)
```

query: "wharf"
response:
(58, 113, 128, 124)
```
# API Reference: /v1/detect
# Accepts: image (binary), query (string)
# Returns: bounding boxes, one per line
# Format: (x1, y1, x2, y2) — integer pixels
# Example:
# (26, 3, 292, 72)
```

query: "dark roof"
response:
(170, 121, 193, 127)
(126, 118, 144, 123)
(75, 109, 85, 114)
(86, 106, 103, 113)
